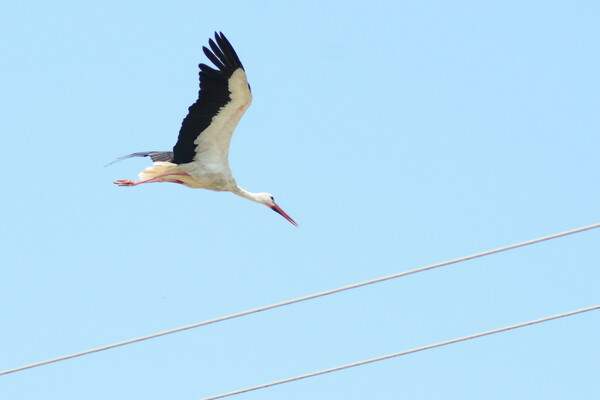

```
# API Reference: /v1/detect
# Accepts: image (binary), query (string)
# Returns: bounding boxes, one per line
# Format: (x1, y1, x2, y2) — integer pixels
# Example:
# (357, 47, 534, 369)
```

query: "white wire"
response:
(1, 222, 599, 376)
(200, 304, 600, 400)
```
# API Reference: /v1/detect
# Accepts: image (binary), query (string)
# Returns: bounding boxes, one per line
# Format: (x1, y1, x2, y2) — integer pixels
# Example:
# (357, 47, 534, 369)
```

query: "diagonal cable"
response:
(200, 304, 600, 399)
(1, 222, 599, 376)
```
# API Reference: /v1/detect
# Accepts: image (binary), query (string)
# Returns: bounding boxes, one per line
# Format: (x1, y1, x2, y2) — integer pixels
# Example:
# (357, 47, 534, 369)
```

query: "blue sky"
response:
(1, 1, 599, 399)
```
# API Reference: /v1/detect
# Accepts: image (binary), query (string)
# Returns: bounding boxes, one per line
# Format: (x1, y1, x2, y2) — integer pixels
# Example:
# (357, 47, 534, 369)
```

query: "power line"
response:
(200, 304, 600, 400)
(1, 222, 599, 376)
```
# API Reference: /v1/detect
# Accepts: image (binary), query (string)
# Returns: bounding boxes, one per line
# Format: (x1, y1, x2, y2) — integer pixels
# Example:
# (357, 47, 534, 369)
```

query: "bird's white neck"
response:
(232, 186, 264, 204)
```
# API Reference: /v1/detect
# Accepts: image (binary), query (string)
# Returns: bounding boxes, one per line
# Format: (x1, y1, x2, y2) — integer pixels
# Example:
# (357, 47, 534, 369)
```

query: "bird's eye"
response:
(270, 196, 274, 202)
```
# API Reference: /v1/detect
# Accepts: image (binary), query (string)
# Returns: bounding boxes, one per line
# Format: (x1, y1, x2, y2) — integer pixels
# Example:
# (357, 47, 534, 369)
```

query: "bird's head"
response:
(255, 192, 298, 227)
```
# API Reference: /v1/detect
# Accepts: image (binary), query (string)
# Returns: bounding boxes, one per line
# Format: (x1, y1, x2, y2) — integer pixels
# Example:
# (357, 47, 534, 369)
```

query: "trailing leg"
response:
(114, 173, 190, 187)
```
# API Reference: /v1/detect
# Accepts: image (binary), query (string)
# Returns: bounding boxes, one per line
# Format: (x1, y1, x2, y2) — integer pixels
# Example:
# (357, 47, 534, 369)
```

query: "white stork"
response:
(112, 32, 298, 226)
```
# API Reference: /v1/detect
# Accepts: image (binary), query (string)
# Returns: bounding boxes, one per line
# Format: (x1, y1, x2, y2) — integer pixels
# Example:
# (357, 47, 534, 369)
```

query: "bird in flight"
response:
(111, 32, 298, 226)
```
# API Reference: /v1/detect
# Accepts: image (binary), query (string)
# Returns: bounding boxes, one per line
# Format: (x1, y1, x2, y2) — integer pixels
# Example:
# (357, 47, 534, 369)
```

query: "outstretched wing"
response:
(105, 151, 173, 167)
(172, 32, 252, 166)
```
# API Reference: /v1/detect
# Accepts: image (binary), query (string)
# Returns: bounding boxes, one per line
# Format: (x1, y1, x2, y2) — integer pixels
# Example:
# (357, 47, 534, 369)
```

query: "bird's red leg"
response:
(114, 173, 190, 187)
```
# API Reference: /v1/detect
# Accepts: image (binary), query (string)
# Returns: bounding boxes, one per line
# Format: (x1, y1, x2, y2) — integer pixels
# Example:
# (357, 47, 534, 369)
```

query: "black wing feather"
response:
(105, 151, 173, 167)
(202, 46, 226, 71)
(172, 32, 247, 165)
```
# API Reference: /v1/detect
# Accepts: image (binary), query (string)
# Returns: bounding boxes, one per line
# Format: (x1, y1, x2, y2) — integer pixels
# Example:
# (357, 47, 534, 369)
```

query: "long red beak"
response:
(271, 204, 298, 227)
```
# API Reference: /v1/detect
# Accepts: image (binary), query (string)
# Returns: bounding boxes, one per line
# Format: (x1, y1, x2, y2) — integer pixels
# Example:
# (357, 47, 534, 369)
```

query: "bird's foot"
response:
(114, 179, 138, 186)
